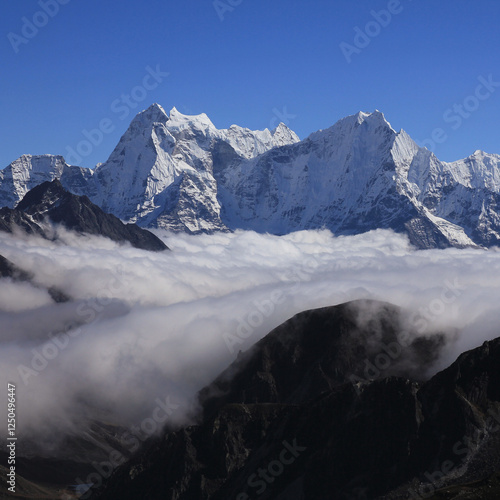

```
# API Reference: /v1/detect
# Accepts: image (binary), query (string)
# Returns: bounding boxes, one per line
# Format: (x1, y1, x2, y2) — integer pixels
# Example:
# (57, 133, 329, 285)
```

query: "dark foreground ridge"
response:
(86, 300, 500, 500)
(0, 179, 168, 252)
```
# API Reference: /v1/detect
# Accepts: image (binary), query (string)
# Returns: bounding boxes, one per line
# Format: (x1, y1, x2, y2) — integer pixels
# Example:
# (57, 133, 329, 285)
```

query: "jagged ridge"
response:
(2, 105, 500, 248)
(0, 179, 168, 252)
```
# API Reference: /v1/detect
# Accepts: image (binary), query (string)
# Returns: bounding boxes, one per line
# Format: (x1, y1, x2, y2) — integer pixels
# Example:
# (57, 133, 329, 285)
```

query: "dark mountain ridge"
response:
(0, 179, 168, 252)
(87, 300, 500, 500)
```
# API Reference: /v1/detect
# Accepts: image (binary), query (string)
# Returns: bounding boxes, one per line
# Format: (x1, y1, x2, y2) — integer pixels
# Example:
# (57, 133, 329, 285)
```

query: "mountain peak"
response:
(132, 103, 169, 127)
(147, 102, 168, 115)
(167, 106, 216, 131)
(272, 121, 291, 133)
(271, 122, 300, 144)
(16, 178, 67, 213)
(14, 154, 67, 166)
(94, 300, 500, 500)
(12, 180, 169, 251)
(307, 110, 395, 144)
(354, 109, 395, 131)
(169, 105, 180, 115)
(355, 110, 371, 123)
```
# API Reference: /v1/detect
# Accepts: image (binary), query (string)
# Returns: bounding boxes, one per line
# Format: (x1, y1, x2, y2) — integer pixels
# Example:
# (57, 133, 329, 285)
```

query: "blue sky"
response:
(1, 0, 500, 168)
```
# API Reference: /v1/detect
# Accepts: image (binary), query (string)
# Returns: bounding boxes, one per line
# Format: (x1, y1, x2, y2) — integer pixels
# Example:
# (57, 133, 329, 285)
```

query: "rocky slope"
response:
(2, 105, 500, 248)
(88, 300, 500, 500)
(0, 180, 168, 252)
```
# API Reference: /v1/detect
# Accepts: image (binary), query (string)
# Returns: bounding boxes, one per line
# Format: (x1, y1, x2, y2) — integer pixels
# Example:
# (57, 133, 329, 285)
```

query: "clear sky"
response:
(1, 0, 500, 168)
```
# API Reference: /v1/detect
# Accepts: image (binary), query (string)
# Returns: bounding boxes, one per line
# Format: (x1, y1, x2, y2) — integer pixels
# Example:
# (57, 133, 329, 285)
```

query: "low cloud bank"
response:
(0, 228, 499, 450)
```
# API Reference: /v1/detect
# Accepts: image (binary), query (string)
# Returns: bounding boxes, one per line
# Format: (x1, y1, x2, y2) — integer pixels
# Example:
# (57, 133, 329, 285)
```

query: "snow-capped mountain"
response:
(92, 104, 300, 233)
(215, 110, 486, 248)
(1, 104, 500, 248)
(0, 154, 93, 208)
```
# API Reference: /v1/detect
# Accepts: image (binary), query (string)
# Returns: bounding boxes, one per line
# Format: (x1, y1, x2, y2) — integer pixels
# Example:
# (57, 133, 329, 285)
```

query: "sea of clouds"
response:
(1, 227, 500, 452)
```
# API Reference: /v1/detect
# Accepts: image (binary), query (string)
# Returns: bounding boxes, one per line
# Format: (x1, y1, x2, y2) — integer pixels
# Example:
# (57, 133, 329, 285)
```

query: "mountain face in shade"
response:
(89, 300, 500, 500)
(2, 104, 500, 248)
(0, 180, 168, 252)
(0, 206, 46, 237)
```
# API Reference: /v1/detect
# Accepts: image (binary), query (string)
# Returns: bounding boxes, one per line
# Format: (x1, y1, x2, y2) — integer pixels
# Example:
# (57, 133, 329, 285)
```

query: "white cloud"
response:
(1, 228, 500, 448)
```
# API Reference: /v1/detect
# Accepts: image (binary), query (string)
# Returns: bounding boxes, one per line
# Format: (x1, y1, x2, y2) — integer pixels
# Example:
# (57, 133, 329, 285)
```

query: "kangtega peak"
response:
(2, 104, 500, 248)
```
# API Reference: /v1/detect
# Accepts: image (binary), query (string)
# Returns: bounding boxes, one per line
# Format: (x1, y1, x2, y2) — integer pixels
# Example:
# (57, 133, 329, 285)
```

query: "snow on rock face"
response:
(214, 109, 499, 248)
(89, 105, 295, 231)
(216, 109, 401, 234)
(391, 139, 500, 246)
(222, 122, 300, 159)
(0, 155, 93, 208)
(271, 122, 301, 148)
(88, 104, 300, 232)
(92, 104, 179, 223)
(1, 105, 500, 248)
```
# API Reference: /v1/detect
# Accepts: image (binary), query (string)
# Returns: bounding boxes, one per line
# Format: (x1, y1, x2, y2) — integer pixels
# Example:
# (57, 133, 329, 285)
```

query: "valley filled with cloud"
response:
(1, 227, 500, 452)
